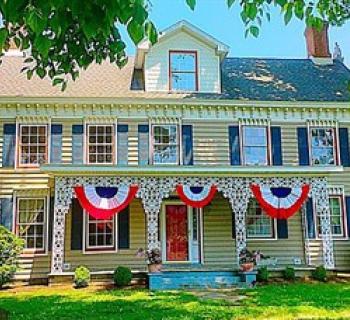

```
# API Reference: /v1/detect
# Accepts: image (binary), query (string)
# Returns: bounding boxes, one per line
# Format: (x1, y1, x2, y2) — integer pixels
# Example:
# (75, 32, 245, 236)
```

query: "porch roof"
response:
(40, 164, 343, 176)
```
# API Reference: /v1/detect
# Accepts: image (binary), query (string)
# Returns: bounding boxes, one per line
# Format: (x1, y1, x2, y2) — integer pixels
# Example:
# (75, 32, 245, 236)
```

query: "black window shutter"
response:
(48, 196, 54, 251)
(297, 127, 310, 166)
(118, 206, 130, 249)
(232, 215, 236, 239)
(0, 197, 14, 231)
(138, 124, 149, 165)
(50, 124, 63, 164)
(229, 126, 241, 165)
(182, 125, 194, 165)
(277, 219, 288, 239)
(339, 128, 350, 167)
(71, 198, 83, 250)
(345, 196, 350, 237)
(117, 124, 128, 166)
(72, 125, 84, 164)
(271, 126, 283, 166)
(306, 198, 316, 239)
(2, 124, 16, 167)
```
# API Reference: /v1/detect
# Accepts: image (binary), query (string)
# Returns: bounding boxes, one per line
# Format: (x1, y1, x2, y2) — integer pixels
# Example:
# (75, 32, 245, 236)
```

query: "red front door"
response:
(165, 205, 189, 261)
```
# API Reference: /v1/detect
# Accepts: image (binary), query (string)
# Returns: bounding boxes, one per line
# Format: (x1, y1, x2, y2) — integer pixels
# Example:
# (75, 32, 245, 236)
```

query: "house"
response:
(0, 20, 350, 289)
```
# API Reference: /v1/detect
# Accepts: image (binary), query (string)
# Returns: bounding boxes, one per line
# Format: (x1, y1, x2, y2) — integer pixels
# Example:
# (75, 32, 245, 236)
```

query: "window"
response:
(19, 125, 47, 166)
(86, 215, 115, 250)
(16, 198, 46, 251)
(152, 125, 179, 164)
(169, 51, 198, 91)
(242, 126, 269, 165)
(317, 196, 345, 237)
(87, 125, 114, 164)
(310, 128, 336, 165)
(246, 199, 274, 238)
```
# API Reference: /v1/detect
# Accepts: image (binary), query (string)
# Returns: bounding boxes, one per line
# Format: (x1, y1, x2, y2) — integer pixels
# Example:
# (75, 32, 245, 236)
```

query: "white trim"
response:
(14, 195, 49, 255)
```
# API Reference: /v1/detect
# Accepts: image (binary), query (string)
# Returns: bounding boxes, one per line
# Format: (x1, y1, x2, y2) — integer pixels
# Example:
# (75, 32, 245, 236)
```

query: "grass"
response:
(0, 282, 350, 319)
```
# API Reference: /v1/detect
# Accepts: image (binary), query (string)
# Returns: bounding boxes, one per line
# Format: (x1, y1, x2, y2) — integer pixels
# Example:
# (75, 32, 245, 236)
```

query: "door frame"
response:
(161, 201, 196, 264)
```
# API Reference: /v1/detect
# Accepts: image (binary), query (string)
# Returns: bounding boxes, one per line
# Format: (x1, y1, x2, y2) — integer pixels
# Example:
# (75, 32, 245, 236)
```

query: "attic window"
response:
(169, 51, 198, 91)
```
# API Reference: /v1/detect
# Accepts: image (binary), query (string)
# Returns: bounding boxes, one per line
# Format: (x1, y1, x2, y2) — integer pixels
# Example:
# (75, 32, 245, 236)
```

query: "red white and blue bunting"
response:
(74, 185, 138, 220)
(250, 184, 310, 219)
(176, 185, 217, 208)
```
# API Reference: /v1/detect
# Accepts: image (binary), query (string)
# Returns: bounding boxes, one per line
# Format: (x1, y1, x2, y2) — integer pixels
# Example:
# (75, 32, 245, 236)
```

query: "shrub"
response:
(283, 266, 296, 281)
(74, 266, 90, 288)
(113, 266, 132, 287)
(0, 226, 24, 289)
(312, 266, 327, 282)
(257, 266, 269, 282)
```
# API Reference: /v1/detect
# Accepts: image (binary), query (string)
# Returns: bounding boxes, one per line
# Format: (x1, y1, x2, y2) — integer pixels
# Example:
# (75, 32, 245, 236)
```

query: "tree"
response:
(0, 0, 349, 90)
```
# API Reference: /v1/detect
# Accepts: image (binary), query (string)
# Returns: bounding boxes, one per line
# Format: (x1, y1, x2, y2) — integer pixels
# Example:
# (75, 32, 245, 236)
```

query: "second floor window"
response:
(169, 51, 198, 91)
(152, 125, 179, 165)
(310, 128, 336, 165)
(19, 125, 47, 167)
(242, 126, 269, 165)
(87, 125, 114, 164)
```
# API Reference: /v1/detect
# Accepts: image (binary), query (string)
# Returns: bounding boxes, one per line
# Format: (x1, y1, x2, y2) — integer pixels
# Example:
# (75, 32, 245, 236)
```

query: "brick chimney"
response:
(304, 24, 332, 62)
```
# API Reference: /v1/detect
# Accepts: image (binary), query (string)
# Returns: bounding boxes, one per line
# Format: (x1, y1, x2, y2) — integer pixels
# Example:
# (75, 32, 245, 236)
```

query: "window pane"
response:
(311, 128, 335, 166)
(87, 216, 114, 249)
(170, 53, 196, 72)
(171, 72, 196, 91)
(244, 127, 267, 146)
(88, 125, 113, 164)
(244, 147, 267, 165)
(20, 126, 47, 166)
(246, 199, 273, 238)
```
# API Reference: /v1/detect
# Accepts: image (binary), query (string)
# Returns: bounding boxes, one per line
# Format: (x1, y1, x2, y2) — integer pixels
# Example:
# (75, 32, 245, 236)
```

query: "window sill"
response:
(83, 249, 117, 255)
(246, 237, 278, 241)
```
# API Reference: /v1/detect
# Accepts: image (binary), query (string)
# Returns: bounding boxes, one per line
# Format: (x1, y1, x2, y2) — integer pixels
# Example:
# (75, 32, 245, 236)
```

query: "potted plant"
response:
(239, 249, 255, 272)
(136, 248, 162, 273)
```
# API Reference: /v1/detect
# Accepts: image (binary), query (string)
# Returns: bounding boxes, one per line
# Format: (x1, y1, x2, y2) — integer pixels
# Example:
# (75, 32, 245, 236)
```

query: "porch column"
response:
(221, 178, 250, 266)
(313, 177, 335, 269)
(50, 177, 72, 274)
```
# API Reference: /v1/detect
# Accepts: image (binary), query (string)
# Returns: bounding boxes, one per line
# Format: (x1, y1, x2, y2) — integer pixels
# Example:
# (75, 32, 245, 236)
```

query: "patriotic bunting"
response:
(250, 184, 310, 219)
(74, 185, 138, 219)
(176, 185, 217, 208)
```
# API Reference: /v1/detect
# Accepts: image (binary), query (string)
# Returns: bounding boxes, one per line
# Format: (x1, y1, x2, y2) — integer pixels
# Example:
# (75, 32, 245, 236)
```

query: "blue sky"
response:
(122, 0, 350, 66)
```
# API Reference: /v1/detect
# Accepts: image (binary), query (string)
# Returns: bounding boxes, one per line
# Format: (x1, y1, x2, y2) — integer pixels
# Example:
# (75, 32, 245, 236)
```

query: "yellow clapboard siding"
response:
(64, 199, 147, 272)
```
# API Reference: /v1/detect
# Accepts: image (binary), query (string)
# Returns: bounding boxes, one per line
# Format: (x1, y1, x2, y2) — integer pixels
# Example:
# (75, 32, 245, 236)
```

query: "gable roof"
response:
(0, 55, 349, 102)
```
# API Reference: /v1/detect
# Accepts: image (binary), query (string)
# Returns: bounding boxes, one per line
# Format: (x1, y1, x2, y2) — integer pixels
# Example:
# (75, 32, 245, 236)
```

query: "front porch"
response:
(44, 167, 339, 289)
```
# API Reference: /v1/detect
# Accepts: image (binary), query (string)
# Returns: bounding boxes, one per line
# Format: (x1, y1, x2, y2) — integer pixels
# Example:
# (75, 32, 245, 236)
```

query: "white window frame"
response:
(308, 126, 338, 166)
(246, 199, 277, 240)
(86, 124, 115, 165)
(316, 195, 347, 239)
(241, 125, 271, 166)
(82, 211, 118, 254)
(15, 196, 49, 255)
(17, 124, 49, 168)
(151, 124, 180, 165)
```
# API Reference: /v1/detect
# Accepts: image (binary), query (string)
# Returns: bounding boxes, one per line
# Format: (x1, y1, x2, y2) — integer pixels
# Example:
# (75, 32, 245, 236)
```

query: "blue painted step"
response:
(148, 271, 242, 290)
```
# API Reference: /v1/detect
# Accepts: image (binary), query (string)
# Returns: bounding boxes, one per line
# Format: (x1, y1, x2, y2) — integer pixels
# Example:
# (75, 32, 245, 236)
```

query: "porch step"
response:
(148, 271, 241, 290)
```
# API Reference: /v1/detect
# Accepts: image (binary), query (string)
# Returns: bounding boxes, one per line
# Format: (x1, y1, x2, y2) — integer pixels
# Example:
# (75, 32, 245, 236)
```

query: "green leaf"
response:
(53, 78, 64, 86)
(26, 9, 46, 33)
(284, 4, 293, 25)
(0, 28, 8, 51)
(36, 67, 46, 79)
(34, 36, 51, 58)
(249, 25, 260, 37)
(127, 19, 144, 44)
(227, 0, 235, 8)
(145, 21, 158, 44)
(186, 0, 196, 10)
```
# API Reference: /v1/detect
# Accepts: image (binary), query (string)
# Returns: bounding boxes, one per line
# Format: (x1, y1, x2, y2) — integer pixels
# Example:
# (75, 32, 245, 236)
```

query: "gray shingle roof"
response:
(221, 58, 350, 102)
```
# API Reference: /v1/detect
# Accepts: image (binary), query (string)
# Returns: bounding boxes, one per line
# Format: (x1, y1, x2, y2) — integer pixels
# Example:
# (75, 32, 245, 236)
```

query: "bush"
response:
(283, 266, 296, 281)
(113, 266, 132, 287)
(312, 266, 327, 282)
(0, 226, 24, 289)
(257, 266, 269, 282)
(74, 266, 90, 288)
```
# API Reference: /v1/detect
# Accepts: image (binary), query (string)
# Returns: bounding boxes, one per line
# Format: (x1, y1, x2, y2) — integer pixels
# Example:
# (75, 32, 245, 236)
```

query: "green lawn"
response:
(0, 283, 350, 320)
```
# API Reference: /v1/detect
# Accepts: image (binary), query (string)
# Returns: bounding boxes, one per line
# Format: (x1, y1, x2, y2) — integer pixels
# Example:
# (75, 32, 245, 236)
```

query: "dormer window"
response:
(169, 51, 198, 91)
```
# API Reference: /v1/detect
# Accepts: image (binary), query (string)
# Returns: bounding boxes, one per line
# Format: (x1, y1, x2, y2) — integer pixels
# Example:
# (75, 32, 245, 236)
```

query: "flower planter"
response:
(239, 262, 254, 272)
(148, 263, 162, 273)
